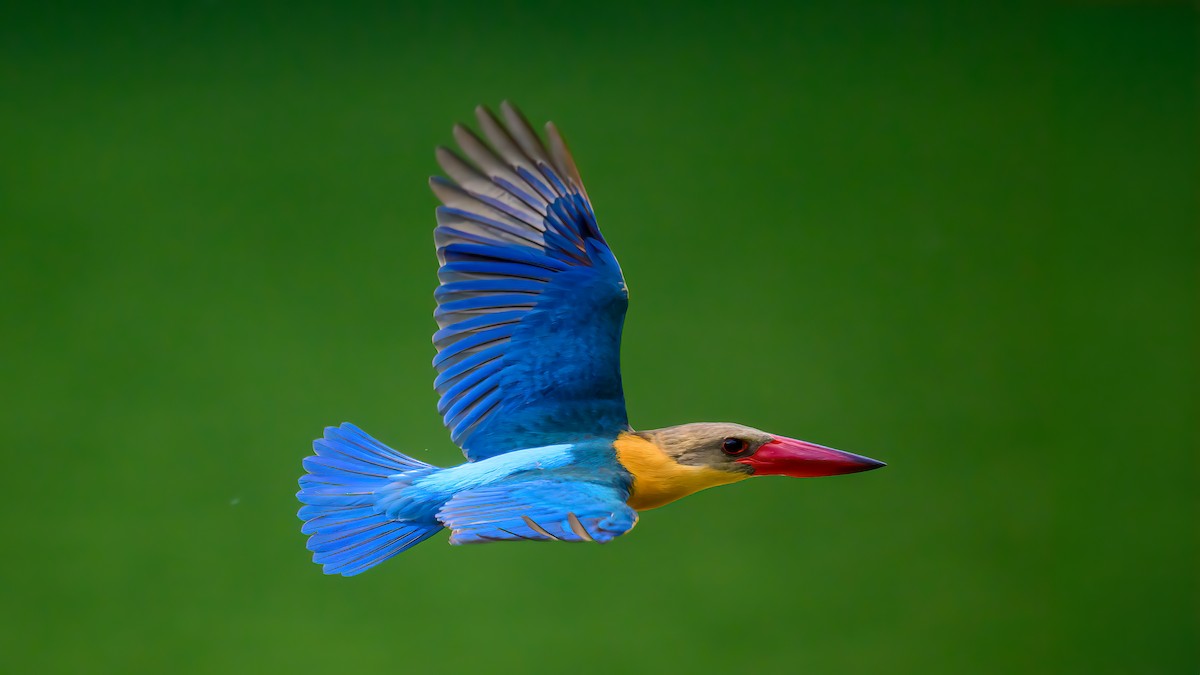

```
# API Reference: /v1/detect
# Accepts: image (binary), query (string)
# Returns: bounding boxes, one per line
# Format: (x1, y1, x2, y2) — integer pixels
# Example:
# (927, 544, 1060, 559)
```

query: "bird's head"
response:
(637, 422, 885, 478)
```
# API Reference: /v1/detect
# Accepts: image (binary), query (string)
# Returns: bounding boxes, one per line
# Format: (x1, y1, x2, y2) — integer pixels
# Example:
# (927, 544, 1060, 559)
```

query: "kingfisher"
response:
(297, 102, 886, 576)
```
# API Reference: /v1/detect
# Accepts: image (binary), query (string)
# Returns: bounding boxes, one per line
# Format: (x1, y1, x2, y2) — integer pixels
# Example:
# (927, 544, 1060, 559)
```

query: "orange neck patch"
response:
(613, 432, 748, 511)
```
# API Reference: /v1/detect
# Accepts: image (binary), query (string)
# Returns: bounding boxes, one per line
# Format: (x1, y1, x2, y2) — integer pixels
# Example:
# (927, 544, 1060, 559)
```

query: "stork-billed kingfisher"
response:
(297, 102, 886, 576)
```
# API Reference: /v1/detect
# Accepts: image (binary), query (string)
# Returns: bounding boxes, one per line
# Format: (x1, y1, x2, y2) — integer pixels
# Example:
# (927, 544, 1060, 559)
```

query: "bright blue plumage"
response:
(299, 423, 636, 575)
(297, 103, 637, 575)
(431, 111, 629, 459)
(298, 424, 443, 575)
(440, 478, 637, 544)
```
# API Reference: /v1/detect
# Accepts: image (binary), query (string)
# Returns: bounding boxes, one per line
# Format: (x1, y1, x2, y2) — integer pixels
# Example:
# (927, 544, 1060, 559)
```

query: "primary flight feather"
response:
(297, 102, 885, 576)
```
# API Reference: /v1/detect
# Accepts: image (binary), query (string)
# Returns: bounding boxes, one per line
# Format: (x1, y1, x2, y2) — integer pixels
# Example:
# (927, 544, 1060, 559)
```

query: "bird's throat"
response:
(614, 432, 747, 511)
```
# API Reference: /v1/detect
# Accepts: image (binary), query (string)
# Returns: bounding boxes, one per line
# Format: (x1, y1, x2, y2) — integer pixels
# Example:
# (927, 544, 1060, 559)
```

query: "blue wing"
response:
(430, 102, 629, 460)
(437, 477, 638, 545)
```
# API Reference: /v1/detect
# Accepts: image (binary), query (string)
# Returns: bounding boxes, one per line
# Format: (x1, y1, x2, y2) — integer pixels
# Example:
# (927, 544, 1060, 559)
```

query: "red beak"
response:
(736, 435, 886, 478)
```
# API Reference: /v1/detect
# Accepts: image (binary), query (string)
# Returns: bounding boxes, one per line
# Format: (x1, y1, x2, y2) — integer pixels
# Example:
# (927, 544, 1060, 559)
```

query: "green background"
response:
(3, 2, 1195, 673)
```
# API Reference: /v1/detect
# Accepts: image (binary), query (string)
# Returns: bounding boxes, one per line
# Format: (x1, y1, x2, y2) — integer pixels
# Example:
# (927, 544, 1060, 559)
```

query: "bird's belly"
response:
(613, 433, 746, 510)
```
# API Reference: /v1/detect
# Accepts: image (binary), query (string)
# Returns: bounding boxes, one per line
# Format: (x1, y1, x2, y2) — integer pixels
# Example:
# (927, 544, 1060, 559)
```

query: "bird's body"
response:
(298, 103, 884, 575)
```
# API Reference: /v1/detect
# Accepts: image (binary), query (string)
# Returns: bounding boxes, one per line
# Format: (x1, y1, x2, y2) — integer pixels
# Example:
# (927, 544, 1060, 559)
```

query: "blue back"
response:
(430, 103, 629, 460)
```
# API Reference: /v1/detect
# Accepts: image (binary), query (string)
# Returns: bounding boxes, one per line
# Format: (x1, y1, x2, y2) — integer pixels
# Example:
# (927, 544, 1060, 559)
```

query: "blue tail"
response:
(297, 423, 443, 576)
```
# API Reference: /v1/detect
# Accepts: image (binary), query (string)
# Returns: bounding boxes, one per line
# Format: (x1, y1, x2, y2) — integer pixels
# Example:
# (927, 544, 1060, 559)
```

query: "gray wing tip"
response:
(544, 120, 589, 200)
(499, 99, 521, 117)
(473, 103, 497, 127)
(433, 145, 461, 177)
(451, 122, 477, 142)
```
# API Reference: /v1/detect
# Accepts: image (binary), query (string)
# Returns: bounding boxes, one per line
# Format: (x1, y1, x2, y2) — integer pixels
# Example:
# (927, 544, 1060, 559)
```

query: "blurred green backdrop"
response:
(2, 1, 1195, 673)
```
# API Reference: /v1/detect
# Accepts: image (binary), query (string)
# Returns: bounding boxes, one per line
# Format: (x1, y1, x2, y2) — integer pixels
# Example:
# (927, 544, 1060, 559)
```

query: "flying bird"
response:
(297, 102, 885, 576)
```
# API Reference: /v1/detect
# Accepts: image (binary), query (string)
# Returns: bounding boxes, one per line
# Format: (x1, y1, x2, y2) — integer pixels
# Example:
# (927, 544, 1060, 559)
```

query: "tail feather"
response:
(316, 524, 441, 577)
(306, 513, 394, 552)
(297, 423, 443, 576)
(299, 505, 377, 534)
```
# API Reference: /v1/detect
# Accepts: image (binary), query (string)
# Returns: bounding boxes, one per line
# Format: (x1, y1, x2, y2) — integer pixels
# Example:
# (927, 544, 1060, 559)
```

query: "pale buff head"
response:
(635, 422, 886, 478)
(634, 422, 774, 474)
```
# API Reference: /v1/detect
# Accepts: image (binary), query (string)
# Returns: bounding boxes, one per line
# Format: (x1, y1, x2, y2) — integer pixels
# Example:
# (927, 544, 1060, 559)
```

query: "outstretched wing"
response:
(437, 478, 638, 545)
(430, 103, 629, 461)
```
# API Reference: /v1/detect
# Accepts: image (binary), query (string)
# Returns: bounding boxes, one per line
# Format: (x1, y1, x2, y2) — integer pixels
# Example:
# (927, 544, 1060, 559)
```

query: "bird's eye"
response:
(721, 438, 748, 455)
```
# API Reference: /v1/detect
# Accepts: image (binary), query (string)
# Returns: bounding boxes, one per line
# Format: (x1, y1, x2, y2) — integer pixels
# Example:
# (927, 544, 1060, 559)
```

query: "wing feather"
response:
(430, 103, 629, 460)
(438, 478, 637, 544)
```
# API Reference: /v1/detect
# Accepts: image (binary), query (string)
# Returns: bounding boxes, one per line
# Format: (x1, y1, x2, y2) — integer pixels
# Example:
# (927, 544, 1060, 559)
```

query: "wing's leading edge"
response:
(430, 103, 629, 461)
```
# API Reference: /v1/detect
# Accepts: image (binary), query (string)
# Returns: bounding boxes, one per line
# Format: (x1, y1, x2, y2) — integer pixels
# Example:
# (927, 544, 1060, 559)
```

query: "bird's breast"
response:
(613, 432, 747, 511)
